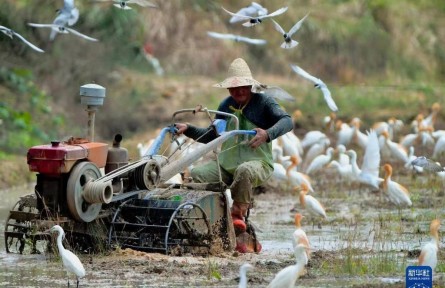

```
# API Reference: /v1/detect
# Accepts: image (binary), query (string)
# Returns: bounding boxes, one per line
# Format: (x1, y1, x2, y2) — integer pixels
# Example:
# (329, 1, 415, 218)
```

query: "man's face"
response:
(228, 85, 252, 105)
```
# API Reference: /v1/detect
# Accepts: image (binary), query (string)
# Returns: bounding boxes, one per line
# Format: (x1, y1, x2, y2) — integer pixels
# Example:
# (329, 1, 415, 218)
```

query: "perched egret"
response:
(238, 263, 254, 288)
(346, 130, 383, 190)
(267, 244, 308, 288)
(49, 225, 86, 288)
(292, 213, 310, 259)
(305, 147, 334, 175)
(381, 164, 412, 207)
(418, 219, 440, 272)
(298, 184, 327, 219)
(380, 130, 408, 163)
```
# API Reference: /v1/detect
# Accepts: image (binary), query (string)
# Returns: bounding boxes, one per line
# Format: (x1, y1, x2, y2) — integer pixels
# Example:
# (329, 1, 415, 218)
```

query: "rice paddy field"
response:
(0, 162, 444, 287)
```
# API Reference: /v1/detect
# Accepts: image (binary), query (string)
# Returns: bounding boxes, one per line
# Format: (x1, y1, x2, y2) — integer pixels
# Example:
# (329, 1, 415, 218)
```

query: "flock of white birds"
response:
(1, 0, 158, 52)
(233, 101, 443, 287)
(136, 99, 445, 287)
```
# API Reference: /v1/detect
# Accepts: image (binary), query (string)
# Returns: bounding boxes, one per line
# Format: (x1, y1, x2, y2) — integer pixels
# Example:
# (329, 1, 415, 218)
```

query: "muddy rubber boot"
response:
(235, 232, 262, 253)
(231, 202, 248, 234)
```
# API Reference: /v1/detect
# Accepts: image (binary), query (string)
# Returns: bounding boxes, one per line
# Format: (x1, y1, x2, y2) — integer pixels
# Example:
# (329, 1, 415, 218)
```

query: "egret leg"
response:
(76, 278, 80, 288)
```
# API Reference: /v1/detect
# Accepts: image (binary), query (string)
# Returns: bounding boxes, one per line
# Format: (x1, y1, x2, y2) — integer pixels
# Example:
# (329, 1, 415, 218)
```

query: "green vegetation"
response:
(207, 258, 222, 281)
(0, 67, 65, 155)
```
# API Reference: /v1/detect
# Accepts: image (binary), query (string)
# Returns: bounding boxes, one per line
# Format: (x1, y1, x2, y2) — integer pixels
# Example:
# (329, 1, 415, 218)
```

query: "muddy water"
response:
(0, 176, 444, 287)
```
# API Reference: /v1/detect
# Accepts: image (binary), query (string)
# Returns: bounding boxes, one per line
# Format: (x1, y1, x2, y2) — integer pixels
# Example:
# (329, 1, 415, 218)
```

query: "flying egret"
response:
(271, 13, 309, 49)
(238, 263, 254, 288)
(418, 219, 440, 272)
(290, 64, 338, 112)
(207, 31, 267, 45)
(28, 23, 98, 42)
(94, 0, 158, 10)
(250, 85, 296, 102)
(222, 6, 288, 27)
(229, 2, 268, 24)
(56, 0, 79, 26)
(49, 225, 86, 288)
(0, 25, 44, 53)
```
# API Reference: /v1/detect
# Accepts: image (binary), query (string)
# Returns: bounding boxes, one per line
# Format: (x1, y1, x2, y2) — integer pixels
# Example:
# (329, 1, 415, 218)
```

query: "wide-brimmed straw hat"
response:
(213, 58, 261, 88)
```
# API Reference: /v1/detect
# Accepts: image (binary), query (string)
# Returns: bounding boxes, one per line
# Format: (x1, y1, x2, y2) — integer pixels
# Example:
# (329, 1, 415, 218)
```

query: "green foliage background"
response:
(0, 0, 444, 156)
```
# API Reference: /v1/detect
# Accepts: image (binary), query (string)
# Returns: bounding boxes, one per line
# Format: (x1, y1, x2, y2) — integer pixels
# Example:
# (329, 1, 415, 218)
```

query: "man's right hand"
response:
(175, 123, 188, 135)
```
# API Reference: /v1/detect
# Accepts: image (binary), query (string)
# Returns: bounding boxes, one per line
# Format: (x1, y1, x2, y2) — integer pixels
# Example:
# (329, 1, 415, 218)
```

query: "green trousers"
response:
(191, 160, 273, 204)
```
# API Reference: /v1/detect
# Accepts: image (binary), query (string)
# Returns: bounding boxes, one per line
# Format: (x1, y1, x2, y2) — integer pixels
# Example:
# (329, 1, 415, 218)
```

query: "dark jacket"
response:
(185, 93, 293, 143)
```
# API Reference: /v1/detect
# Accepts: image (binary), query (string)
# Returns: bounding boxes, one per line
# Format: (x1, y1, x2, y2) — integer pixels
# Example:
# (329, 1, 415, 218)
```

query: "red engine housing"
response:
(27, 138, 108, 175)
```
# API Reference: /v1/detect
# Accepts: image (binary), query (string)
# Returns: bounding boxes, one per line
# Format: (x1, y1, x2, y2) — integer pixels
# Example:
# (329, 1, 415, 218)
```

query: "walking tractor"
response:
(4, 84, 259, 255)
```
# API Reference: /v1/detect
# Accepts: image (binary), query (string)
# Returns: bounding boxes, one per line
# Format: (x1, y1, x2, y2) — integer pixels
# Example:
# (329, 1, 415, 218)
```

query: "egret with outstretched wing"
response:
(222, 6, 288, 27)
(207, 31, 266, 45)
(272, 13, 309, 49)
(28, 23, 98, 42)
(0, 25, 44, 52)
(291, 64, 338, 112)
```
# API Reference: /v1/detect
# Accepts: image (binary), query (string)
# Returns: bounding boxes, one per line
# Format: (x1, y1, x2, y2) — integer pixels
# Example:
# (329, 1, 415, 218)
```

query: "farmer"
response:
(175, 58, 293, 252)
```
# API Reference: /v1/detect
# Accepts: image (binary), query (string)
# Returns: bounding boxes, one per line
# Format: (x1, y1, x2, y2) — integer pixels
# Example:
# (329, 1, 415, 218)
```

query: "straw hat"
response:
(213, 58, 261, 88)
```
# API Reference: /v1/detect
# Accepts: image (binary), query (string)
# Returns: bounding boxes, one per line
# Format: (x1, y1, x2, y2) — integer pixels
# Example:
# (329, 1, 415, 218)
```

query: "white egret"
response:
(271, 13, 309, 49)
(222, 6, 288, 27)
(267, 243, 308, 288)
(305, 147, 334, 175)
(346, 130, 383, 190)
(298, 184, 327, 219)
(381, 164, 412, 207)
(418, 219, 440, 271)
(0, 25, 44, 53)
(238, 263, 254, 288)
(49, 225, 86, 288)
(290, 64, 338, 112)
(292, 213, 310, 259)
(229, 2, 268, 24)
(94, 0, 158, 10)
(207, 31, 267, 45)
(28, 23, 98, 42)
(380, 130, 408, 163)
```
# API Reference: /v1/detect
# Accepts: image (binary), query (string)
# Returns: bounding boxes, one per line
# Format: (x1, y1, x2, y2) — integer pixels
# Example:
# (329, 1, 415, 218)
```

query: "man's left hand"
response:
(249, 128, 269, 149)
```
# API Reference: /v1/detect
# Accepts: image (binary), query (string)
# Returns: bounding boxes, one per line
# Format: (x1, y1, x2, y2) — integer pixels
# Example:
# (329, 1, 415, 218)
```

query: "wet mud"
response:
(1, 168, 445, 287)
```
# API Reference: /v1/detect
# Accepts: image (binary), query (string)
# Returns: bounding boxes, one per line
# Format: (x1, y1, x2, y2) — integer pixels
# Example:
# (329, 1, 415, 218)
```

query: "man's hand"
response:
(175, 123, 188, 135)
(249, 128, 269, 149)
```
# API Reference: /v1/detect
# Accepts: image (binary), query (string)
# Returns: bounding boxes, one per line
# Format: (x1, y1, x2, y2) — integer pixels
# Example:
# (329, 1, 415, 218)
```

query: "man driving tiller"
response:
(175, 58, 293, 253)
